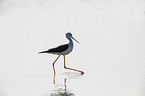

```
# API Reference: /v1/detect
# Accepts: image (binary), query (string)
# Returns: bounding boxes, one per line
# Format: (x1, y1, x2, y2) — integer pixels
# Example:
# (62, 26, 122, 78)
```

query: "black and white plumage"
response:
(39, 32, 79, 55)
(39, 44, 69, 54)
(39, 32, 84, 75)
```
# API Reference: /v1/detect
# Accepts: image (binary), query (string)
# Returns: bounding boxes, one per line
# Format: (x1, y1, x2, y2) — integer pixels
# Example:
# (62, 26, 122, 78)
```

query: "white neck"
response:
(67, 37, 73, 47)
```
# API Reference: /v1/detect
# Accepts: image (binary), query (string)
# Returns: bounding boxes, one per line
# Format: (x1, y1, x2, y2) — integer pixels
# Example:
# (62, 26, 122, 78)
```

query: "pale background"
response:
(0, 0, 145, 96)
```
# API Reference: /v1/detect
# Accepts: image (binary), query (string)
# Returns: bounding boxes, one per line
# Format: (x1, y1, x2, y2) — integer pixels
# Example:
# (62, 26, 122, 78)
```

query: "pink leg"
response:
(63, 55, 84, 75)
(52, 55, 61, 75)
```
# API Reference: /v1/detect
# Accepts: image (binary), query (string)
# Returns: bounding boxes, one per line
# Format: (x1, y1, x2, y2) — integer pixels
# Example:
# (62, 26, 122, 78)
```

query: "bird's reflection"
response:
(51, 77, 75, 96)
(45, 72, 83, 96)
(53, 72, 82, 84)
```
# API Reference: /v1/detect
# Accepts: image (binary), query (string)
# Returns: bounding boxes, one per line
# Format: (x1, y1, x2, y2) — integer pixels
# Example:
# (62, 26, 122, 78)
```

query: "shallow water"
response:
(0, 0, 145, 96)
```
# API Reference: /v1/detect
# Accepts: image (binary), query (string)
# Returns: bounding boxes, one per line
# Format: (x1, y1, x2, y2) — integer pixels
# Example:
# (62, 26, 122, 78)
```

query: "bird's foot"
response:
(81, 71, 84, 75)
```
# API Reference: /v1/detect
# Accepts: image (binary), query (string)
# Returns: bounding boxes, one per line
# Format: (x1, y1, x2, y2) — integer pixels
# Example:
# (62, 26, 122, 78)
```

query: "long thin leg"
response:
(52, 55, 61, 75)
(63, 55, 84, 75)
(53, 73, 56, 84)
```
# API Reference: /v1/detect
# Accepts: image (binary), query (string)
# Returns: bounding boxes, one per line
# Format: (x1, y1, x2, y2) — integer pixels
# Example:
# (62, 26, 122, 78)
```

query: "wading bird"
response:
(39, 32, 84, 75)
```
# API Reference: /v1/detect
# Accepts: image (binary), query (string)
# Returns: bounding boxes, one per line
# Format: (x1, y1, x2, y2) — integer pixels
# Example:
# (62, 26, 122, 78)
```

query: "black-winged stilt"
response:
(39, 32, 84, 75)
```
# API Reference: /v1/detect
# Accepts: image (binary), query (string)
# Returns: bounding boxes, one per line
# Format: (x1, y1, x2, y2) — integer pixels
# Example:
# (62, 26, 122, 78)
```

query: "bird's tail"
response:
(38, 51, 48, 54)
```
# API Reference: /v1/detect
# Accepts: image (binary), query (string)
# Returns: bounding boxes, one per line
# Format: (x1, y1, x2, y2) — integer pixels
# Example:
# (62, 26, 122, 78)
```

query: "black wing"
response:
(48, 44, 68, 53)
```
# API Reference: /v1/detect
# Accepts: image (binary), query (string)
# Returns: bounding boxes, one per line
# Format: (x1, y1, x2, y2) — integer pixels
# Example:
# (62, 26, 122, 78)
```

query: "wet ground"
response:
(0, 0, 145, 96)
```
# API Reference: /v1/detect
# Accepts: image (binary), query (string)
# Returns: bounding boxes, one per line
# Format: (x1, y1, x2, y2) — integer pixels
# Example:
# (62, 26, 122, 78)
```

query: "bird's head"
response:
(66, 32, 72, 37)
(66, 32, 80, 44)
